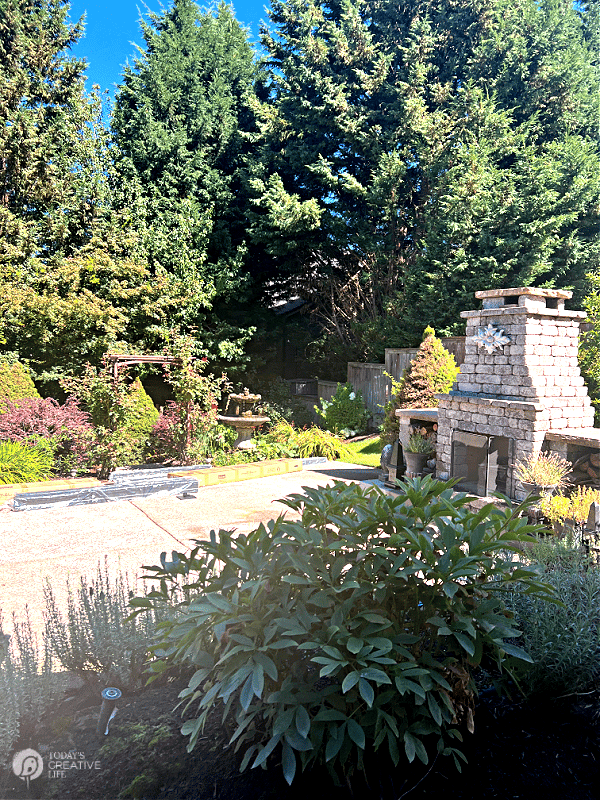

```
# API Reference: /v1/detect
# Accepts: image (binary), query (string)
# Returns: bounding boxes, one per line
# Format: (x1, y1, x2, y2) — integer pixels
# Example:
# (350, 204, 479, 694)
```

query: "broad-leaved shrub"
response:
(315, 383, 370, 437)
(134, 478, 553, 786)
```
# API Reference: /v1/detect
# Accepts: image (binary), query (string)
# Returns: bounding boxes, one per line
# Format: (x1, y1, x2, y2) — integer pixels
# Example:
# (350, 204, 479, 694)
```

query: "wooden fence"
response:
(347, 363, 390, 428)
(317, 380, 339, 404)
(288, 337, 466, 430)
(348, 338, 466, 428)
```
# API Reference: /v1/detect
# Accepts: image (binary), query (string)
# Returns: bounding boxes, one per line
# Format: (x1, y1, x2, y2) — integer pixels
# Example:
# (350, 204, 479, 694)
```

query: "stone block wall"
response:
(456, 308, 594, 429)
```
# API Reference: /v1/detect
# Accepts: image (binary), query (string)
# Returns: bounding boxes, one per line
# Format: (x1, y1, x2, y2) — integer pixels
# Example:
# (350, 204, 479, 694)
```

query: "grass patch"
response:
(338, 435, 382, 467)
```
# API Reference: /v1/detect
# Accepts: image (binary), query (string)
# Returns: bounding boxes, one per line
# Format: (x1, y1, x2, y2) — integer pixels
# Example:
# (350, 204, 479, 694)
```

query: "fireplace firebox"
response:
(451, 431, 513, 496)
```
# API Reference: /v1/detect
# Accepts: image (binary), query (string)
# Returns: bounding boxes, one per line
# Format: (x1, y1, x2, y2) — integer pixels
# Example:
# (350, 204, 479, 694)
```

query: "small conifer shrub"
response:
(0, 358, 40, 413)
(382, 328, 459, 443)
(122, 378, 159, 448)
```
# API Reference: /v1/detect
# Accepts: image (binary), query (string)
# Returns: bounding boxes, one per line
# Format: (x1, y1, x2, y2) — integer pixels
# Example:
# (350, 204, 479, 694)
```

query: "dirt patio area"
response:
(0, 462, 379, 634)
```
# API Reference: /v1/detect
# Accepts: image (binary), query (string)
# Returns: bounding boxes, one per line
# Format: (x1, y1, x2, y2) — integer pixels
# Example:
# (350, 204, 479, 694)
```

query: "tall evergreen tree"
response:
(253, 0, 600, 364)
(0, 1, 206, 389)
(112, 0, 263, 364)
(0, 0, 96, 268)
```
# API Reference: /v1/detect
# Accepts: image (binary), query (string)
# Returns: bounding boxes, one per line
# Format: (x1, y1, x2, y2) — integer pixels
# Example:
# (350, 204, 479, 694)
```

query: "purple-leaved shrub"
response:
(0, 398, 93, 475)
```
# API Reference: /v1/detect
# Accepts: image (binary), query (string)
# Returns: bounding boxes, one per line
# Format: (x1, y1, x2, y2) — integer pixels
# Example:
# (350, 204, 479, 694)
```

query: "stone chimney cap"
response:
(475, 287, 572, 300)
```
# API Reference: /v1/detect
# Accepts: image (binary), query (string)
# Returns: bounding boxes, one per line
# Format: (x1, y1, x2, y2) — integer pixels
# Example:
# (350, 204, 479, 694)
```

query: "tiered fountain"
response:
(218, 388, 269, 450)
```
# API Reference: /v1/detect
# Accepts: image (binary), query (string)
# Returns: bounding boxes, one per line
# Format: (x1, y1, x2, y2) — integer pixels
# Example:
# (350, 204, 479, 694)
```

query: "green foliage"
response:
(43, 561, 173, 691)
(262, 420, 351, 460)
(0, 439, 53, 484)
(253, 0, 599, 355)
(135, 478, 553, 785)
(0, 242, 201, 391)
(382, 328, 458, 444)
(293, 426, 351, 460)
(97, 721, 179, 800)
(580, 269, 600, 424)
(62, 363, 158, 477)
(111, 0, 262, 367)
(254, 377, 314, 428)
(514, 452, 572, 489)
(185, 418, 238, 464)
(406, 433, 435, 455)
(0, 1, 259, 388)
(0, 0, 96, 265)
(539, 486, 600, 533)
(315, 384, 370, 438)
(210, 436, 293, 466)
(0, 358, 40, 412)
(504, 546, 600, 699)
(156, 336, 232, 464)
(122, 378, 159, 449)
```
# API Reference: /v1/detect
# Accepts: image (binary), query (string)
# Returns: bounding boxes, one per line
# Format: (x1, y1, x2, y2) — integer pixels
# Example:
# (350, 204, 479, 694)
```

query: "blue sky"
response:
(67, 1, 269, 96)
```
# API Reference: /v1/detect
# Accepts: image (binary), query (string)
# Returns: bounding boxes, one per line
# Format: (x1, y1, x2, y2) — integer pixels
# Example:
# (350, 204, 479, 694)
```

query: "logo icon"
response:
(12, 748, 43, 788)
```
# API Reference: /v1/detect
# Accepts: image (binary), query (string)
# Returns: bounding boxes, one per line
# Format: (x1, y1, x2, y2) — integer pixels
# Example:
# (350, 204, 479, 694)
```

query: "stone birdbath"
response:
(218, 388, 270, 450)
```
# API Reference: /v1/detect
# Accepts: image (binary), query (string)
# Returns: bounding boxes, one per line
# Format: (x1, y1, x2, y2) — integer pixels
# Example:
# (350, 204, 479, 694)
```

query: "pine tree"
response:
(0, 1, 207, 389)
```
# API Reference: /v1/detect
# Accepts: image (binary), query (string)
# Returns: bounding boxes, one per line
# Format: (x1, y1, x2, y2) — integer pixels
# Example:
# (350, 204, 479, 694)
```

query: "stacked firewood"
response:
(569, 451, 600, 488)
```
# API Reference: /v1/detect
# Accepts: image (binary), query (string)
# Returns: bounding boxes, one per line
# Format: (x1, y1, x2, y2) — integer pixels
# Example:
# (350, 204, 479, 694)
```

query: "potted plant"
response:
(403, 432, 434, 476)
(514, 451, 572, 498)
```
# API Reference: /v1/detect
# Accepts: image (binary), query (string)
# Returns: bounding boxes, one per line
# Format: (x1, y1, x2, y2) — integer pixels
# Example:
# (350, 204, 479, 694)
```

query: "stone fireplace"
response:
(434, 287, 596, 499)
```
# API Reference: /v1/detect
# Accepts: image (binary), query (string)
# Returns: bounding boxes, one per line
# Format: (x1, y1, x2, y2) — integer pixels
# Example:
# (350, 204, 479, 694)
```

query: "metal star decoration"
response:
(472, 324, 511, 354)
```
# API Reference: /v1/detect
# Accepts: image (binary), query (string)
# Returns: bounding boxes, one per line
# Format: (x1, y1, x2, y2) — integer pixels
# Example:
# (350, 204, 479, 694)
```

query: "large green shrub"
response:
(0, 440, 54, 484)
(135, 478, 552, 786)
(381, 327, 459, 443)
(0, 357, 40, 413)
(62, 364, 160, 477)
(315, 383, 370, 437)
